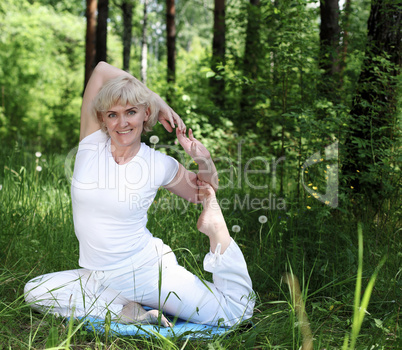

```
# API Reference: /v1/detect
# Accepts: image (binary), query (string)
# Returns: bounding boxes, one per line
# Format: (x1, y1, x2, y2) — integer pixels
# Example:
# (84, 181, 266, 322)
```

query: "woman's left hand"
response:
(157, 98, 186, 133)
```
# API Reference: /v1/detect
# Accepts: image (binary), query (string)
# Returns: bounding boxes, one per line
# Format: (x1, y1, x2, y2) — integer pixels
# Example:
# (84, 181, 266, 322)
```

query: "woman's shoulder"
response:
(79, 130, 109, 146)
(141, 143, 176, 161)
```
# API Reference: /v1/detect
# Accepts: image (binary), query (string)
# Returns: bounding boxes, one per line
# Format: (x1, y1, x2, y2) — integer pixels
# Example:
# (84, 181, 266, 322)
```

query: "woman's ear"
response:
(97, 112, 107, 131)
(144, 107, 151, 122)
(97, 111, 104, 122)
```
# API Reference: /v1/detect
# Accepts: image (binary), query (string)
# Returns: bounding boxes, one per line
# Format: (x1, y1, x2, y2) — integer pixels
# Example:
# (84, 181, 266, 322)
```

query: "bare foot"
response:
(197, 180, 231, 253)
(117, 301, 172, 327)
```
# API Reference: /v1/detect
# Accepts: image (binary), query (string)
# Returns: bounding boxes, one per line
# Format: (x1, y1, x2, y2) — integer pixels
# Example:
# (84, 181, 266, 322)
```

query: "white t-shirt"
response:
(71, 130, 179, 270)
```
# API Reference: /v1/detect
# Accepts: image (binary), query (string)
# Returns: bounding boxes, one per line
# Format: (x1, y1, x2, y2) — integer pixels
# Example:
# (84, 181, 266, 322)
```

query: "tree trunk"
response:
(343, 0, 401, 205)
(121, 1, 134, 72)
(243, 0, 260, 80)
(84, 0, 97, 89)
(95, 0, 109, 64)
(240, 0, 260, 112)
(210, 0, 225, 106)
(339, 0, 352, 84)
(166, 0, 176, 84)
(140, 0, 148, 84)
(318, 0, 341, 100)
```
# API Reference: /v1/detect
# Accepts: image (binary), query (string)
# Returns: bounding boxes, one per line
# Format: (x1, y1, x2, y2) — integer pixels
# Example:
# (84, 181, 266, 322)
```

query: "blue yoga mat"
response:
(79, 316, 230, 339)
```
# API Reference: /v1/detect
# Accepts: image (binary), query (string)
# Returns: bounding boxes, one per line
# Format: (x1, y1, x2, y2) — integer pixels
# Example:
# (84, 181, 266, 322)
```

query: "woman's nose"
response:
(118, 116, 128, 127)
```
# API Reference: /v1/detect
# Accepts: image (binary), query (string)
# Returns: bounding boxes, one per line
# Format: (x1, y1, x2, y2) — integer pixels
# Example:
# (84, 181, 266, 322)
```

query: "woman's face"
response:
(102, 103, 149, 149)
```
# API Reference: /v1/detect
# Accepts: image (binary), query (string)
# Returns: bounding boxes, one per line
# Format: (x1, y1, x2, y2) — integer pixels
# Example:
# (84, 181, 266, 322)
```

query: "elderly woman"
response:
(24, 62, 254, 327)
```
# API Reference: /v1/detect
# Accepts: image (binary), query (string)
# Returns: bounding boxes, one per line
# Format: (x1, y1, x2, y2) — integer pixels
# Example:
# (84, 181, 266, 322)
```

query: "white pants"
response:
(24, 238, 254, 327)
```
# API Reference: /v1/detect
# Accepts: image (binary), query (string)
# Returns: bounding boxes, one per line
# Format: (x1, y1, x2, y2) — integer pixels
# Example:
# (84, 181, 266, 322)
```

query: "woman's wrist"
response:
(194, 154, 212, 166)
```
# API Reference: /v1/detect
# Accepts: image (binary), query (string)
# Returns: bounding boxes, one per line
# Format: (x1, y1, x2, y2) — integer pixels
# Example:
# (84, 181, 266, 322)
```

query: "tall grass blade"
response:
(345, 223, 386, 349)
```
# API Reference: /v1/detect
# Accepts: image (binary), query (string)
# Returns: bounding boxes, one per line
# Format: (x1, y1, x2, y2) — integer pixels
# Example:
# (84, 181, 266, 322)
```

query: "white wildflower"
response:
(258, 215, 268, 224)
(0, 184, 2, 190)
(36, 166, 42, 172)
(232, 225, 241, 233)
(150, 135, 159, 144)
(35, 152, 42, 158)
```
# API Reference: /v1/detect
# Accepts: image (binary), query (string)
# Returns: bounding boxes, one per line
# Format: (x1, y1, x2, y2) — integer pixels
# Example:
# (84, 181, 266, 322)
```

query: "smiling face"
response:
(102, 103, 150, 151)
(93, 75, 159, 137)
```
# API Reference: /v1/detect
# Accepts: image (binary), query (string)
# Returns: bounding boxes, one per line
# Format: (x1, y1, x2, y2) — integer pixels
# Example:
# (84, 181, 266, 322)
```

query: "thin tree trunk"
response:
(318, 0, 341, 100)
(95, 0, 109, 64)
(166, 0, 176, 84)
(243, 0, 260, 80)
(84, 0, 97, 89)
(210, 0, 225, 106)
(140, 0, 148, 84)
(240, 0, 260, 112)
(339, 0, 352, 84)
(121, 1, 134, 72)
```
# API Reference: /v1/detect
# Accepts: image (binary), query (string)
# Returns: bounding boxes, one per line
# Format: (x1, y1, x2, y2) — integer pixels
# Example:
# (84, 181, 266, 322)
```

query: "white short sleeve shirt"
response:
(71, 130, 179, 270)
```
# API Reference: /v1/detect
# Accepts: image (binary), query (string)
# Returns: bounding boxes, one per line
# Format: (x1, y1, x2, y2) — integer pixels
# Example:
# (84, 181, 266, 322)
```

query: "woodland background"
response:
(0, 0, 401, 349)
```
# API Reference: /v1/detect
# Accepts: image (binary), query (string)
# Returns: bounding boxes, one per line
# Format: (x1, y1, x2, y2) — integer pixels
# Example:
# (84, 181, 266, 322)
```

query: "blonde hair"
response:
(92, 75, 159, 134)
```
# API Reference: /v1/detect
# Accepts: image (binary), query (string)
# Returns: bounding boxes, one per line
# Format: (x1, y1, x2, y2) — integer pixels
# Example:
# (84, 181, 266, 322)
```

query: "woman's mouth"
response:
(117, 129, 132, 134)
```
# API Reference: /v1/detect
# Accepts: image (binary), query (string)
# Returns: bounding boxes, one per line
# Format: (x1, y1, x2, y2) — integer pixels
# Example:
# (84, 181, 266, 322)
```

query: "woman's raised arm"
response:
(80, 62, 130, 140)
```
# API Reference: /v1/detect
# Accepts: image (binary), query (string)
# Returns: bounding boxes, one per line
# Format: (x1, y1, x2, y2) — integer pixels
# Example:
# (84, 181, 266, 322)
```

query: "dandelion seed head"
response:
(35, 152, 42, 158)
(232, 225, 241, 233)
(0, 184, 2, 191)
(258, 215, 268, 224)
(150, 135, 159, 144)
(36, 166, 42, 172)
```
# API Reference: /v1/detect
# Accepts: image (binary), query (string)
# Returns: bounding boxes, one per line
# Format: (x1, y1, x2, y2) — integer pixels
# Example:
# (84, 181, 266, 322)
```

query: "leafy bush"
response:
(0, 0, 84, 149)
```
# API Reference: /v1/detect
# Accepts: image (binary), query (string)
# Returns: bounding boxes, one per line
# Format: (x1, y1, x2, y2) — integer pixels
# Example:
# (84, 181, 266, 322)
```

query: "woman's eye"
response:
(108, 113, 116, 118)
(128, 110, 136, 115)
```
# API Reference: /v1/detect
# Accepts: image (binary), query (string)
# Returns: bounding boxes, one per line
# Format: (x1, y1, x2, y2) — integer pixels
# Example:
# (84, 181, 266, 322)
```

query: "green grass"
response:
(0, 144, 400, 349)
